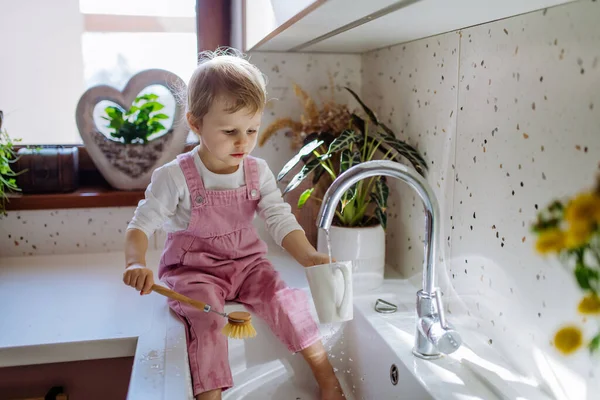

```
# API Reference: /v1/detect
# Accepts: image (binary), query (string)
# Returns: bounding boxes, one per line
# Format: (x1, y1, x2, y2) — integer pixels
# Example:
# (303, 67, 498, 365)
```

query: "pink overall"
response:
(158, 152, 320, 395)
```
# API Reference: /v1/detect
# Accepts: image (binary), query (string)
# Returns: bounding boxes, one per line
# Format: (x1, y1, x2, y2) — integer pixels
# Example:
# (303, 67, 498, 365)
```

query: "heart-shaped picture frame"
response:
(76, 69, 188, 191)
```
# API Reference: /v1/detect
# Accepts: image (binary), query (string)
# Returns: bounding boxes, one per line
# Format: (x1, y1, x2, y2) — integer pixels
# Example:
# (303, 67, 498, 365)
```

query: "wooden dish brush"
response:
(151, 284, 257, 339)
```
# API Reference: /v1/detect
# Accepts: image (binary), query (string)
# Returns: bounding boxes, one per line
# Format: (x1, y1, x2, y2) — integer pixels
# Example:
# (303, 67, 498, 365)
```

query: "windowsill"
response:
(6, 143, 199, 212)
(5, 185, 144, 211)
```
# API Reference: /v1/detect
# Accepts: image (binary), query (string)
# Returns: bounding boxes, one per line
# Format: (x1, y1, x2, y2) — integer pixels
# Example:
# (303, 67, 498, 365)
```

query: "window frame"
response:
(6, 0, 231, 211)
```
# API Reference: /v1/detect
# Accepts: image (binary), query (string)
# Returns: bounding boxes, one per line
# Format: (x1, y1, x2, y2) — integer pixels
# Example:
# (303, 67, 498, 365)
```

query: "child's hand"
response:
(303, 251, 336, 267)
(123, 264, 155, 295)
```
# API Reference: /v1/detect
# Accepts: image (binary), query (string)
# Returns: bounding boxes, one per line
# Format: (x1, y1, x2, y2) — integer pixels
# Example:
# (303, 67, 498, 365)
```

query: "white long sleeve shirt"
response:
(127, 147, 303, 246)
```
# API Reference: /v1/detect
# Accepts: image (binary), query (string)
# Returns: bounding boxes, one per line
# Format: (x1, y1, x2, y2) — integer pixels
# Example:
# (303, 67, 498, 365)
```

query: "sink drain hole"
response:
(390, 364, 399, 385)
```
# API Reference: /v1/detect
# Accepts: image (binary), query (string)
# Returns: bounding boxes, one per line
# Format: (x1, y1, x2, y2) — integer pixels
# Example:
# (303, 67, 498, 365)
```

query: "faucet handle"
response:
(417, 316, 462, 355)
(432, 323, 462, 355)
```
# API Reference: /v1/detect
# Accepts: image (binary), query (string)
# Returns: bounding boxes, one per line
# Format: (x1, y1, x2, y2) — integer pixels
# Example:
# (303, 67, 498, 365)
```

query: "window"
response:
(0, 0, 198, 144)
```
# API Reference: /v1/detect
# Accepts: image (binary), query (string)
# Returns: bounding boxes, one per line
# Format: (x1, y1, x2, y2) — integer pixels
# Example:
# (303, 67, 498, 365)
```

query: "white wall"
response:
(362, 0, 600, 397)
(0, 0, 85, 144)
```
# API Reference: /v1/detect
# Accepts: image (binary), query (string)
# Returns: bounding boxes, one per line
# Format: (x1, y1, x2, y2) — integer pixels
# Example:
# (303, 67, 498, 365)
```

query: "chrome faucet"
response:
(316, 160, 462, 359)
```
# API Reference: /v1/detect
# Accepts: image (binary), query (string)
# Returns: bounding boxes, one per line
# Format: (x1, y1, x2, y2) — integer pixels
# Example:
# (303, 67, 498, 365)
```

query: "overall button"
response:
(195, 195, 204, 204)
(250, 189, 258, 198)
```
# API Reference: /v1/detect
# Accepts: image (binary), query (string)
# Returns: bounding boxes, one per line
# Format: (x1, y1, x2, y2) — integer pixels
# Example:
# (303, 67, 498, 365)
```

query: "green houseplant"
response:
(262, 86, 427, 292)
(277, 87, 428, 229)
(0, 111, 22, 215)
(102, 93, 169, 144)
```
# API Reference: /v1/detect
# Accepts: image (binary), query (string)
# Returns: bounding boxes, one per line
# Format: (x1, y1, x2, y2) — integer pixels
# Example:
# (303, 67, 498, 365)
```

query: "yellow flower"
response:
(565, 222, 593, 249)
(578, 294, 600, 315)
(565, 192, 600, 226)
(554, 325, 584, 355)
(535, 229, 566, 254)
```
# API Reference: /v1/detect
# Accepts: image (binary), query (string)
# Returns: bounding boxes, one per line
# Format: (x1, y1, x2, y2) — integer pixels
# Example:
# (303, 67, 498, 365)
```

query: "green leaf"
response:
(376, 133, 428, 175)
(105, 106, 123, 118)
(283, 156, 328, 195)
(152, 113, 169, 120)
(575, 263, 599, 292)
(141, 101, 164, 112)
(297, 188, 314, 209)
(327, 130, 361, 155)
(375, 206, 387, 229)
(339, 149, 362, 205)
(108, 118, 123, 130)
(136, 93, 159, 102)
(149, 121, 166, 135)
(345, 87, 379, 126)
(0, 127, 22, 214)
(344, 86, 427, 175)
(125, 105, 140, 116)
(350, 113, 366, 134)
(589, 334, 600, 354)
(340, 148, 362, 172)
(370, 177, 389, 229)
(344, 87, 396, 139)
(277, 139, 324, 181)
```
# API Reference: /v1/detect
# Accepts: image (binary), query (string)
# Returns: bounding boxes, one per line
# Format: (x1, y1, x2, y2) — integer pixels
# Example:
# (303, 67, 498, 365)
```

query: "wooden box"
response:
(15, 146, 79, 193)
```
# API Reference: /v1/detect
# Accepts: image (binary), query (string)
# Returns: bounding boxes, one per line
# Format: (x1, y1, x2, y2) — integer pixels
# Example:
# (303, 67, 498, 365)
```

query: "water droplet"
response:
(349, 358, 353, 362)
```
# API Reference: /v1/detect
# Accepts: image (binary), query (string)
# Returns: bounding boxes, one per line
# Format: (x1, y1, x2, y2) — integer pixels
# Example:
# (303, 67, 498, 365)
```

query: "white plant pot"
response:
(317, 224, 385, 293)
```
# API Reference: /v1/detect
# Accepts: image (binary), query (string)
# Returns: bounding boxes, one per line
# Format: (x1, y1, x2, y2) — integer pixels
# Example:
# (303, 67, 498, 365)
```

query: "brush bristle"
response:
(222, 321, 257, 339)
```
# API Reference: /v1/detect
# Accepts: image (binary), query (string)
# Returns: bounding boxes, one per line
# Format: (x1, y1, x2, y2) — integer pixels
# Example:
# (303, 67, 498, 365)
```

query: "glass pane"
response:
(82, 32, 197, 143)
(3, 2, 197, 145)
(79, 0, 196, 17)
(82, 32, 197, 89)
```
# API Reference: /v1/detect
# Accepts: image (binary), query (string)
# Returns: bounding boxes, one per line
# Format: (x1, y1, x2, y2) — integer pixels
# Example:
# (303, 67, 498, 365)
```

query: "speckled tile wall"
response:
(362, 0, 600, 395)
(0, 208, 137, 257)
(0, 52, 362, 257)
(361, 32, 460, 279)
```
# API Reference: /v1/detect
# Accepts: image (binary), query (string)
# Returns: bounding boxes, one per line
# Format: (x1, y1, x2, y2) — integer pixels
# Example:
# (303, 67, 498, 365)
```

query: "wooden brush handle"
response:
(151, 284, 208, 311)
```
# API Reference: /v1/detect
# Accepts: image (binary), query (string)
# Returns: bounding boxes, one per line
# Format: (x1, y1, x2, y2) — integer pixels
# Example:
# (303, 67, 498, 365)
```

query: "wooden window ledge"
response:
(5, 185, 145, 211)
(5, 144, 198, 212)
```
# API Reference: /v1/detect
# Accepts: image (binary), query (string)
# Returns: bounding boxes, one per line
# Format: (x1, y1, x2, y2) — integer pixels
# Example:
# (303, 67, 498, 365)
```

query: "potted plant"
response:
(75, 69, 188, 191)
(0, 111, 22, 215)
(102, 93, 170, 144)
(262, 86, 427, 292)
(259, 82, 354, 246)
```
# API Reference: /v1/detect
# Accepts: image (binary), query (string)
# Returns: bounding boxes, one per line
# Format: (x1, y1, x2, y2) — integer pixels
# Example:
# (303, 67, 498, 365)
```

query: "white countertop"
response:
(0, 247, 556, 400)
(0, 246, 308, 400)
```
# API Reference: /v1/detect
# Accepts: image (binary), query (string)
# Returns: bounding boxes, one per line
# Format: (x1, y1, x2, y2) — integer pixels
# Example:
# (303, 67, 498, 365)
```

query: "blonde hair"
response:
(186, 47, 267, 123)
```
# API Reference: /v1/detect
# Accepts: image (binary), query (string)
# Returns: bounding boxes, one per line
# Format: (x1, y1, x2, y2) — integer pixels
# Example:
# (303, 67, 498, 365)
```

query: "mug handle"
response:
(334, 262, 351, 317)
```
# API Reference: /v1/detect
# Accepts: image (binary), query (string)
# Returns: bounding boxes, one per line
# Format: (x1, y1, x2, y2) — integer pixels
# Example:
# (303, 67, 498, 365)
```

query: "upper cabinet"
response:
(235, 0, 577, 53)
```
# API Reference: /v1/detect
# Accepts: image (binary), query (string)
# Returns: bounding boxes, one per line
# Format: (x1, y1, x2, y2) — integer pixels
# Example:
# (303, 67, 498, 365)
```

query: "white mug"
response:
(305, 261, 353, 323)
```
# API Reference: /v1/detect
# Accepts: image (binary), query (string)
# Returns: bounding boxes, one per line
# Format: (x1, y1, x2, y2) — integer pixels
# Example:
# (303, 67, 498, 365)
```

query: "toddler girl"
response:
(122, 48, 345, 400)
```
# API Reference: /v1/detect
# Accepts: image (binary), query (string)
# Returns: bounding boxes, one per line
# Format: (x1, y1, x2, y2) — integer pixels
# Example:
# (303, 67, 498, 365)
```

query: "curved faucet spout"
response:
(316, 160, 439, 295)
(315, 160, 461, 358)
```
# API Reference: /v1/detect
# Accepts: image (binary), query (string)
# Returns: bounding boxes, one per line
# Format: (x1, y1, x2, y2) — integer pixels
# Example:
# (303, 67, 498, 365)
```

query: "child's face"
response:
(190, 96, 262, 174)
